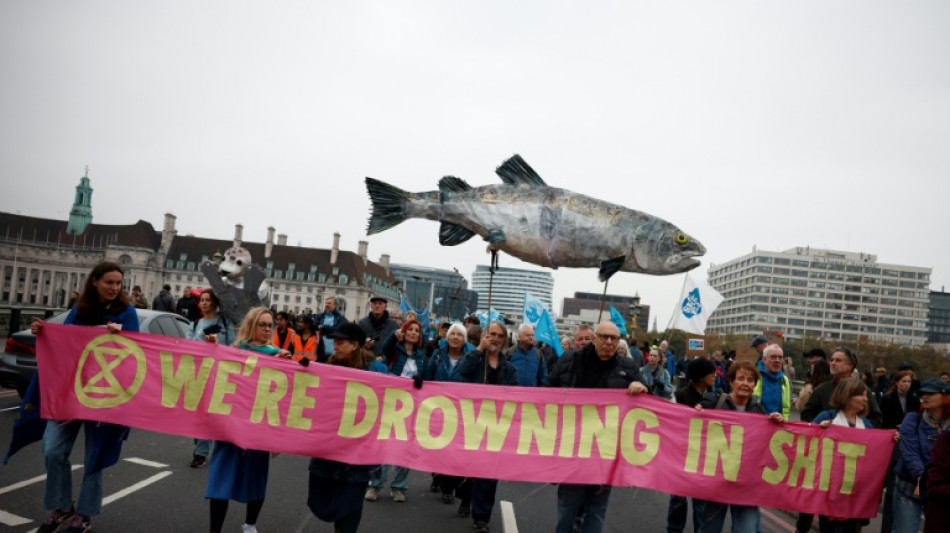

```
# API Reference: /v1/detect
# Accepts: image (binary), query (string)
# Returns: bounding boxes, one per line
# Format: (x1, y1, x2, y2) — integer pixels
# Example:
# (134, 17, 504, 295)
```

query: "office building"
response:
(470, 265, 553, 322)
(707, 247, 930, 346)
(389, 263, 479, 320)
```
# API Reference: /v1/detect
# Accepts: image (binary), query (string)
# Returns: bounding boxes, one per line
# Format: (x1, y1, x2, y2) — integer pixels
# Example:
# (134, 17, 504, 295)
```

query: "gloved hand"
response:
(413, 375, 424, 389)
(298, 357, 310, 367)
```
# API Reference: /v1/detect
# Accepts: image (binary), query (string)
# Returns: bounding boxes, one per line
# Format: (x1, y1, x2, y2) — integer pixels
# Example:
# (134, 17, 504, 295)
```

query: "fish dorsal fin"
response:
(439, 221, 476, 246)
(495, 154, 546, 187)
(439, 176, 472, 193)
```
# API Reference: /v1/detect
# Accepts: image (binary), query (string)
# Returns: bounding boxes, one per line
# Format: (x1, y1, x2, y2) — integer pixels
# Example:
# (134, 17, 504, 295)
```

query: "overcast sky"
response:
(2, 1, 947, 327)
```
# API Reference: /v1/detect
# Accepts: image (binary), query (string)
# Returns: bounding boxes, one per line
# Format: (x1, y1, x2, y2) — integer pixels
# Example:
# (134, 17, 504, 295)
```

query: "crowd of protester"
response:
(16, 261, 950, 533)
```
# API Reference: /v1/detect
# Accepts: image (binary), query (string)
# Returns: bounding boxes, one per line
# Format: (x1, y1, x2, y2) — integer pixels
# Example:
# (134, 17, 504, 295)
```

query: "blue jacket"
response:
(813, 409, 872, 430)
(380, 331, 425, 377)
(504, 344, 548, 387)
(639, 364, 673, 398)
(896, 411, 946, 482)
(423, 338, 475, 381)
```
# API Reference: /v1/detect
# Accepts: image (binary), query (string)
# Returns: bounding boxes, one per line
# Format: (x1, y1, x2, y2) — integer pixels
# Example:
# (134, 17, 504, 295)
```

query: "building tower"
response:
(66, 167, 93, 235)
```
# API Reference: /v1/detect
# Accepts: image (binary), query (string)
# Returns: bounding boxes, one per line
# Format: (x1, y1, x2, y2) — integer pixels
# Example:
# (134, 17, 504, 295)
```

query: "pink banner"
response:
(38, 325, 894, 517)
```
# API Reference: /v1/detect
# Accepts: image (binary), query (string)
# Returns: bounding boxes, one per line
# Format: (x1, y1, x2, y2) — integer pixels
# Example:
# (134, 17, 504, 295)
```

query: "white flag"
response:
(670, 273, 724, 335)
(522, 291, 547, 327)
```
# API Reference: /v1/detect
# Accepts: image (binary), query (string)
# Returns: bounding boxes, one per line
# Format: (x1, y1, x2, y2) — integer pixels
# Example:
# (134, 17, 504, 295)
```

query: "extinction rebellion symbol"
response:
(73, 334, 147, 408)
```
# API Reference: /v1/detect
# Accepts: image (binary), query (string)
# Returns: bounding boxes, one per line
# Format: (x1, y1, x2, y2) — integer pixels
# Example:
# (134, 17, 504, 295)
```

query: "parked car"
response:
(1, 309, 192, 398)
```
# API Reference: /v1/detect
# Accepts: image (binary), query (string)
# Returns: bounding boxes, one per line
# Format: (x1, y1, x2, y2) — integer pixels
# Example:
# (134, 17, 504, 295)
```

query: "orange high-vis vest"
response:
(273, 329, 298, 352)
(293, 333, 318, 361)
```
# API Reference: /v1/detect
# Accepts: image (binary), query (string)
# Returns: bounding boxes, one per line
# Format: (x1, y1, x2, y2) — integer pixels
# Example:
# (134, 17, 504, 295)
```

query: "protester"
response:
(130, 285, 148, 309)
(312, 296, 347, 356)
(176, 285, 200, 322)
(640, 347, 673, 398)
(893, 378, 950, 533)
(31, 261, 140, 533)
(271, 311, 298, 353)
(754, 344, 790, 419)
(187, 288, 232, 469)
(795, 360, 831, 412)
(205, 307, 291, 533)
(451, 321, 521, 533)
(546, 321, 648, 533)
(292, 315, 321, 363)
(364, 319, 425, 503)
(668, 358, 715, 533)
(504, 324, 547, 387)
(880, 369, 920, 532)
(306, 322, 387, 533)
(873, 367, 891, 401)
(357, 295, 399, 357)
(695, 360, 785, 533)
(425, 321, 451, 358)
(423, 322, 475, 505)
(152, 283, 175, 311)
(802, 348, 827, 381)
(812, 379, 892, 533)
(924, 429, 950, 533)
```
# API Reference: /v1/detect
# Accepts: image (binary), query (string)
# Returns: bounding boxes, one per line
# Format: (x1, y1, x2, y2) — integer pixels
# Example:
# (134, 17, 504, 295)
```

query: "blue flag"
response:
(399, 295, 430, 332)
(476, 308, 501, 329)
(522, 291, 547, 327)
(534, 309, 563, 356)
(609, 305, 628, 336)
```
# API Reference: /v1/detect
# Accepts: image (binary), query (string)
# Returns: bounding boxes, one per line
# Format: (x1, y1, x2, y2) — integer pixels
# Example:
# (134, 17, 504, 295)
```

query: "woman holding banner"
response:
(812, 379, 880, 533)
(187, 288, 231, 469)
(365, 318, 426, 503)
(205, 307, 290, 533)
(307, 322, 387, 533)
(31, 261, 140, 533)
(694, 360, 783, 533)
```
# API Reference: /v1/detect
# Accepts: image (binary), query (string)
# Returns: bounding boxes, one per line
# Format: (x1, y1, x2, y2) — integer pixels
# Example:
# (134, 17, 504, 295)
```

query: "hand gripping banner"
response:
(37, 325, 894, 518)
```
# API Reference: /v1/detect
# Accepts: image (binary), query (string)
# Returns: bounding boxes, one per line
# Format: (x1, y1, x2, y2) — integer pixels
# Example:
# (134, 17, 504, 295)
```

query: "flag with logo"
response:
(670, 273, 724, 335)
(534, 309, 564, 356)
(608, 305, 628, 336)
(522, 291, 547, 327)
(476, 308, 502, 329)
(399, 295, 430, 332)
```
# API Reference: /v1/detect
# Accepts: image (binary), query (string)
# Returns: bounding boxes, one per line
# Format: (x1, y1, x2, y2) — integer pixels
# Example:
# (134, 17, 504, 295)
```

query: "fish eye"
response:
(674, 233, 689, 246)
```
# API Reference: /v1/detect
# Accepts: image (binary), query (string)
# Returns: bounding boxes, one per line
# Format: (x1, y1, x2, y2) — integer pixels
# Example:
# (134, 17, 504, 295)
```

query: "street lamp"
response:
(629, 292, 642, 342)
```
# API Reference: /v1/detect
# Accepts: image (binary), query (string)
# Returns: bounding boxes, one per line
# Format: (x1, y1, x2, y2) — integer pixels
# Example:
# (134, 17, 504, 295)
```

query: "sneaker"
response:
(458, 500, 471, 518)
(364, 487, 379, 501)
(190, 454, 207, 468)
(473, 520, 490, 533)
(60, 514, 91, 533)
(37, 507, 75, 533)
(441, 493, 456, 504)
(241, 524, 258, 533)
(392, 489, 407, 502)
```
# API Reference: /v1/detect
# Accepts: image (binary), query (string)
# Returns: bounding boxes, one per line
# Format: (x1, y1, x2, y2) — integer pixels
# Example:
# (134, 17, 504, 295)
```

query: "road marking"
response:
(0, 406, 20, 413)
(123, 457, 169, 469)
(500, 500, 518, 533)
(0, 508, 32, 526)
(0, 465, 83, 496)
(102, 471, 172, 505)
(760, 508, 796, 533)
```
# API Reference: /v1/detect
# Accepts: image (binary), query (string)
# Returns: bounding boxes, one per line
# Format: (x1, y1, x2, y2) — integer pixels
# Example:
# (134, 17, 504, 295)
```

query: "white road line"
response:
(102, 471, 172, 505)
(0, 508, 32, 526)
(123, 457, 169, 469)
(500, 500, 519, 533)
(0, 465, 83, 496)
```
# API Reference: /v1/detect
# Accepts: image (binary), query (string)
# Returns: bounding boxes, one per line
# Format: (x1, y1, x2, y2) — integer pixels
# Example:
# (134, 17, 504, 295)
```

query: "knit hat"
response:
(687, 357, 717, 383)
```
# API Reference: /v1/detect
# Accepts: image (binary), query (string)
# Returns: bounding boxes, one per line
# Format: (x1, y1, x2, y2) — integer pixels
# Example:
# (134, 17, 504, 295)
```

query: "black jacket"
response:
(451, 349, 519, 386)
(546, 343, 643, 390)
(881, 391, 920, 430)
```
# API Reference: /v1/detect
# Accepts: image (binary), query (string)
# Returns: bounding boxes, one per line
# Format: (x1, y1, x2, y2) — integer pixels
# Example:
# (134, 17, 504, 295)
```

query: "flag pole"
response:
(597, 278, 610, 323)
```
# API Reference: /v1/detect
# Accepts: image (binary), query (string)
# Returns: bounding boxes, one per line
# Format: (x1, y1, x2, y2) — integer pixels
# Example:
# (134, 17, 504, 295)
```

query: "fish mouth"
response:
(668, 246, 705, 273)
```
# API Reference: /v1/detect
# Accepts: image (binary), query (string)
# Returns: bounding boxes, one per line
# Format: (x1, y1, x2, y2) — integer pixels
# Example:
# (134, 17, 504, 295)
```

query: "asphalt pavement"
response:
(0, 388, 883, 532)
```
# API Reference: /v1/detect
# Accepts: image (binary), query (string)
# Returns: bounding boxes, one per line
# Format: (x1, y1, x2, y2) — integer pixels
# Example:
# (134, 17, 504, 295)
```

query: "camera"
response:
(203, 324, 222, 335)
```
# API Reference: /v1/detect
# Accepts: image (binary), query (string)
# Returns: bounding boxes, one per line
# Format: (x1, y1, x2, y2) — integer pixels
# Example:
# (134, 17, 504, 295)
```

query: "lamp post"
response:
(629, 292, 642, 344)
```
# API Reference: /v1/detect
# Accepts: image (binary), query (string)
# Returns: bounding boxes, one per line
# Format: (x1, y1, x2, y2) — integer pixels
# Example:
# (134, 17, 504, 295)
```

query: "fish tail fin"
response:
(365, 177, 412, 234)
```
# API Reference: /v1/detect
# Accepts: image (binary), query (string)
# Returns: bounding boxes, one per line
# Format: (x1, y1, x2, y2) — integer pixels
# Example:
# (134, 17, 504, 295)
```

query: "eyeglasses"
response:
(596, 334, 620, 343)
(257, 322, 274, 329)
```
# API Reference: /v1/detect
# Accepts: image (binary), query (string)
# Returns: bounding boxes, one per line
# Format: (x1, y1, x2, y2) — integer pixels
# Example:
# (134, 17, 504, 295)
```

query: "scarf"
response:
(756, 360, 784, 413)
(832, 409, 867, 429)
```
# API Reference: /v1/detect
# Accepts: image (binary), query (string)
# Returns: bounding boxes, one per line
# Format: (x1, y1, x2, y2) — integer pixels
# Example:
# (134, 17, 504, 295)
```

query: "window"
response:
(118, 254, 133, 265)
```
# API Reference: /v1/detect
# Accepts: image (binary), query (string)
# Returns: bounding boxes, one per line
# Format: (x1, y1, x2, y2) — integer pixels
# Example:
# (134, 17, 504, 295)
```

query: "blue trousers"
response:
(471, 478, 499, 523)
(668, 495, 706, 532)
(556, 484, 612, 533)
(43, 420, 104, 517)
(699, 502, 758, 533)
(194, 438, 211, 457)
(368, 464, 410, 491)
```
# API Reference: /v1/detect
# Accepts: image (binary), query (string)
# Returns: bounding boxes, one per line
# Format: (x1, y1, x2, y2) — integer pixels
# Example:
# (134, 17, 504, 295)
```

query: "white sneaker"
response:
(365, 487, 380, 501)
(241, 524, 258, 533)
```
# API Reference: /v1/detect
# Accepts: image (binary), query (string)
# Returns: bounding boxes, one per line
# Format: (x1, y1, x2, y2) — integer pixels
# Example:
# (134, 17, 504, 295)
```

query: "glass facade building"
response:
(470, 265, 554, 322)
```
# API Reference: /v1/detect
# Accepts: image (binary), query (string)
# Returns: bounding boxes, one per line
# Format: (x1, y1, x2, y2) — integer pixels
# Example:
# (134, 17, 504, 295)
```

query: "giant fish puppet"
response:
(365, 154, 706, 280)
